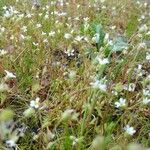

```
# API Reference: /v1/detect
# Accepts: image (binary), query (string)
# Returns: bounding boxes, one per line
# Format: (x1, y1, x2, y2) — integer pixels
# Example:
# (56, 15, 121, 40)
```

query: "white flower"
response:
(143, 97, 150, 104)
(64, 33, 72, 39)
(4, 70, 16, 79)
(124, 125, 136, 136)
(33, 42, 39, 46)
(42, 31, 46, 36)
(0, 49, 7, 56)
(110, 26, 116, 30)
(49, 31, 55, 37)
(3, 6, 7, 10)
(20, 34, 26, 40)
(43, 39, 48, 43)
(139, 24, 148, 33)
(0, 27, 5, 32)
(146, 31, 150, 35)
(3, 7, 14, 18)
(96, 57, 109, 65)
(90, 78, 107, 92)
(115, 98, 126, 108)
(70, 136, 79, 146)
(44, 14, 49, 19)
(65, 48, 75, 56)
(21, 26, 27, 32)
(124, 83, 135, 92)
(30, 97, 40, 109)
(143, 89, 150, 96)
(6, 139, 16, 147)
(146, 52, 150, 61)
(83, 17, 89, 22)
(10, 35, 14, 40)
(138, 42, 146, 49)
(26, 13, 32, 18)
(36, 23, 42, 28)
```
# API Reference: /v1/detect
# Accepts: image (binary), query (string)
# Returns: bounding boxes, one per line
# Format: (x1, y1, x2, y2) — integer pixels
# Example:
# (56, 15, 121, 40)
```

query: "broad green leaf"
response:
(112, 37, 128, 52)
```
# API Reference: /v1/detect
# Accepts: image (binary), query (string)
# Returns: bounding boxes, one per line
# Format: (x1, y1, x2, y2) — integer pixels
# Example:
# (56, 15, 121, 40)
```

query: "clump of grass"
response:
(0, 0, 150, 149)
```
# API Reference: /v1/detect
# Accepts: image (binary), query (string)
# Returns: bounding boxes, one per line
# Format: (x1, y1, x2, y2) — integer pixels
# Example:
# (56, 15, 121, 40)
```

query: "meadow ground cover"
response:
(0, 0, 150, 149)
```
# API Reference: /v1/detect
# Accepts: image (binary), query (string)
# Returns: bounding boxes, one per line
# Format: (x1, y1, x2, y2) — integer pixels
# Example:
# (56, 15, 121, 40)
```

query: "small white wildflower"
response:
(3, 6, 7, 10)
(74, 17, 80, 21)
(58, 12, 67, 16)
(48, 31, 55, 37)
(6, 139, 16, 148)
(143, 89, 150, 96)
(102, 5, 106, 9)
(110, 26, 116, 30)
(64, 33, 72, 39)
(36, 23, 42, 28)
(3, 7, 14, 18)
(21, 26, 27, 32)
(20, 34, 26, 40)
(112, 90, 118, 96)
(124, 83, 135, 92)
(10, 35, 14, 40)
(124, 125, 136, 136)
(146, 31, 150, 35)
(143, 97, 150, 104)
(43, 39, 48, 43)
(65, 48, 75, 56)
(4, 70, 16, 79)
(30, 97, 40, 109)
(70, 136, 79, 146)
(146, 52, 150, 61)
(44, 14, 49, 19)
(18, 14, 24, 18)
(138, 64, 142, 70)
(0, 49, 7, 56)
(77, 4, 80, 8)
(139, 24, 148, 33)
(115, 98, 126, 108)
(144, 2, 148, 7)
(26, 13, 32, 18)
(33, 42, 39, 46)
(83, 17, 89, 22)
(90, 78, 107, 92)
(39, 13, 42, 16)
(42, 31, 46, 36)
(0, 27, 5, 32)
(96, 57, 109, 65)
(138, 42, 146, 49)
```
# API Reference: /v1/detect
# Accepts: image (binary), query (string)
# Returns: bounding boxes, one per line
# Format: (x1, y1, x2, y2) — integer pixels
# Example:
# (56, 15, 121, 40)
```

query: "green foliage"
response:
(0, 0, 149, 149)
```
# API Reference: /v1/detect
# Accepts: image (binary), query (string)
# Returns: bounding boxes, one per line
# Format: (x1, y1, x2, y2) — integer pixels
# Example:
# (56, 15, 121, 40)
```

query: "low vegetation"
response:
(0, 0, 149, 149)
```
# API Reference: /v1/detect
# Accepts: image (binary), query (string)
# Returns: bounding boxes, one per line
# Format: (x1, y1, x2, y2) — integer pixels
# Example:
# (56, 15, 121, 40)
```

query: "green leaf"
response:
(96, 25, 105, 50)
(112, 37, 128, 52)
